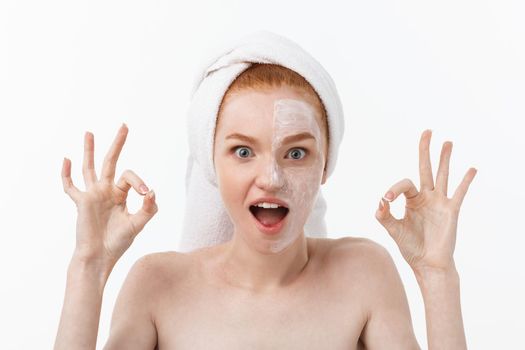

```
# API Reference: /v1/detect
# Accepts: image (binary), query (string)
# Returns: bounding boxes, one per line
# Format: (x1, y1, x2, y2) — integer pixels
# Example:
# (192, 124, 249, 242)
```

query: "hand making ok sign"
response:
(61, 123, 158, 270)
(375, 129, 477, 273)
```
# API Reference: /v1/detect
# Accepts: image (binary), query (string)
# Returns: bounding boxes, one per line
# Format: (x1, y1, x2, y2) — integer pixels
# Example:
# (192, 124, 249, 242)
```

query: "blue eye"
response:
(234, 146, 252, 158)
(287, 148, 306, 160)
(232, 146, 306, 160)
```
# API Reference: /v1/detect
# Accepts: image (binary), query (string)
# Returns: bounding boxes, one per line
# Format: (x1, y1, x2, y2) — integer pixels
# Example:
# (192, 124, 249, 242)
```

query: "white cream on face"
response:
(265, 98, 325, 253)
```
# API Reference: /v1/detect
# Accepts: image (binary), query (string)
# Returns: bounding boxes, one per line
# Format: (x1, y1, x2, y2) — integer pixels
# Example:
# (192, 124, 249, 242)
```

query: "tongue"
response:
(253, 207, 288, 226)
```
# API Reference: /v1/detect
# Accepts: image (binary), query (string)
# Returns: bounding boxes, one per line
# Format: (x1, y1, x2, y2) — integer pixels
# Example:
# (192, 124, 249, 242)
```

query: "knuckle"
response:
(147, 204, 159, 216)
(99, 177, 113, 186)
(148, 203, 158, 213)
(122, 169, 137, 179)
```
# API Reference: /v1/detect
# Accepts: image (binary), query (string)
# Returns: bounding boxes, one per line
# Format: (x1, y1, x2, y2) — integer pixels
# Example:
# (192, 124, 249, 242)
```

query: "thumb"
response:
(129, 189, 158, 236)
(375, 198, 402, 241)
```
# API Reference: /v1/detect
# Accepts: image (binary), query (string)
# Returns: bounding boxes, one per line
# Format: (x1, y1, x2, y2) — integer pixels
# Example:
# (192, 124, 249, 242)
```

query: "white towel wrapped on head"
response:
(178, 30, 345, 253)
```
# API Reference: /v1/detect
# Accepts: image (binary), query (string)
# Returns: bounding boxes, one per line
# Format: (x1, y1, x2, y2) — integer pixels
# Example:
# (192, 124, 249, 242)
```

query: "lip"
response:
(248, 197, 289, 208)
(250, 208, 288, 235)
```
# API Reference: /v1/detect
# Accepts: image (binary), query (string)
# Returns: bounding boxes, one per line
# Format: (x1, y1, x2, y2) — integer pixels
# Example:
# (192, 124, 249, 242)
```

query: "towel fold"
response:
(178, 30, 345, 253)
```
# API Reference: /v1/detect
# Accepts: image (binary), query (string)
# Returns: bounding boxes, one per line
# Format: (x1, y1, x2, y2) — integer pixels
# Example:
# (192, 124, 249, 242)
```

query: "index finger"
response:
(101, 123, 129, 182)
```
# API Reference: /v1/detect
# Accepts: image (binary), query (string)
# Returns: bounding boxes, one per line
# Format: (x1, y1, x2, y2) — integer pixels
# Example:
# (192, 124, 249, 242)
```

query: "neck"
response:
(216, 232, 313, 293)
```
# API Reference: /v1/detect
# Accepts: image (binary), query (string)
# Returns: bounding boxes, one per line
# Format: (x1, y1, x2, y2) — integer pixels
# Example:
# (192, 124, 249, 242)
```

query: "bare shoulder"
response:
(326, 239, 419, 349)
(327, 238, 415, 320)
(327, 236, 388, 252)
(113, 251, 189, 309)
(104, 251, 190, 349)
(324, 236, 393, 269)
(133, 250, 187, 271)
(119, 251, 197, 315)
(129, 250, 193, 290)
(322, 236, 401, 295)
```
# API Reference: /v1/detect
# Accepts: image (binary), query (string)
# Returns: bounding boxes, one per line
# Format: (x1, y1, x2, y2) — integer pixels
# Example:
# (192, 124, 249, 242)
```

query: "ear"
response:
(321, 166, 328, 185)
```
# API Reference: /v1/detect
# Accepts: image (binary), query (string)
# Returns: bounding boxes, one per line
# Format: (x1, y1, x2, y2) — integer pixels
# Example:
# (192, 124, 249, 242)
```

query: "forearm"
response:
(54, 255, 112, 350)
(414, 264, 467, 350)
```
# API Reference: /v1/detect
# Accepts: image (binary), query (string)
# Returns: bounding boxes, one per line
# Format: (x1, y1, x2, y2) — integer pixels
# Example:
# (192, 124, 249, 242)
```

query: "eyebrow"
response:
(225, 132, 316, 144)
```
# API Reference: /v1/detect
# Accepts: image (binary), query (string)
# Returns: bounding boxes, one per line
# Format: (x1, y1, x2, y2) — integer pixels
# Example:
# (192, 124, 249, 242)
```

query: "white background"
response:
(1, 0, 524, 348)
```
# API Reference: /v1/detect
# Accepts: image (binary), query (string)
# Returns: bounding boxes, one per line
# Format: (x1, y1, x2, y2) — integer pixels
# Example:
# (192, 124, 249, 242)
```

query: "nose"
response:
(255, 157, 285, 191)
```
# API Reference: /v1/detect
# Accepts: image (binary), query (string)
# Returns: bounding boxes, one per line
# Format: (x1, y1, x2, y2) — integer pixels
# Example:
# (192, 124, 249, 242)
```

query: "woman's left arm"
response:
(375, 129, 477, 350)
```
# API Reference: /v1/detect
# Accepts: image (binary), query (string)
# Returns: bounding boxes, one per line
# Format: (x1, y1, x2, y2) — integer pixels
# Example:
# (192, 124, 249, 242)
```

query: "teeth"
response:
(255, 202, 281, 209)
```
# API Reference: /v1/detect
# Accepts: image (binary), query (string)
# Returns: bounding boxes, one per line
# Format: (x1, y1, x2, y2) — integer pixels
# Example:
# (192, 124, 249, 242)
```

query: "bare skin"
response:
(55, 89, 476, 349)
(120, 236, 416, 349)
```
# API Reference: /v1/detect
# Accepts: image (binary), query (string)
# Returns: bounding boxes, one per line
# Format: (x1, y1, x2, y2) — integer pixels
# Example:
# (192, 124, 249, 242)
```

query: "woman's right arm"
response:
(54, 124, 158, 349)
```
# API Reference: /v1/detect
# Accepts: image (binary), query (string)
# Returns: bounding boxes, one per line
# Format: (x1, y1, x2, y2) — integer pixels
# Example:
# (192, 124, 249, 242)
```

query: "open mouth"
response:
(249, 205, 289, 227)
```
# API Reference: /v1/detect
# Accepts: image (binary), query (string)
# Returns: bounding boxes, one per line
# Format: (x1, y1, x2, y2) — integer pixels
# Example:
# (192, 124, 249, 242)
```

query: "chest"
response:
(154, 270, 366, 349)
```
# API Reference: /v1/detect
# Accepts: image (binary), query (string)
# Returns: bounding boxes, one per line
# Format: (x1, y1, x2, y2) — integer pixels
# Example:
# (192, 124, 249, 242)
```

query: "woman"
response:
(54, 38, 477, 349)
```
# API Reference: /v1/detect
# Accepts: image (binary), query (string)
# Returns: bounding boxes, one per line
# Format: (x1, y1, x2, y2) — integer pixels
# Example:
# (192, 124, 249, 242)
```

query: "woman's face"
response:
(213, 85, 328, 253)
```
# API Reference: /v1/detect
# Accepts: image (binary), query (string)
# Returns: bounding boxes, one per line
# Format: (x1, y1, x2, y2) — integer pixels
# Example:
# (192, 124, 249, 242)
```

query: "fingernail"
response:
(383, 191, 394, 201)
(149, 189, 155, 199)
(378, 199, 384, 210)
(140, 184, 149, 194)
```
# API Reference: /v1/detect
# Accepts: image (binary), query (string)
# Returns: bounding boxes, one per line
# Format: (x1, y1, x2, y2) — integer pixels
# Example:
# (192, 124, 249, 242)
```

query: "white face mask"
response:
(263, 98, 325, 253)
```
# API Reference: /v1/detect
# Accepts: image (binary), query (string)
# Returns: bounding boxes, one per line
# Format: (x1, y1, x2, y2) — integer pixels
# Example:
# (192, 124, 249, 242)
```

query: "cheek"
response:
(216, 158, 254, 209)
(215, 157, 239, 201)
(281, 159, 324, 206)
